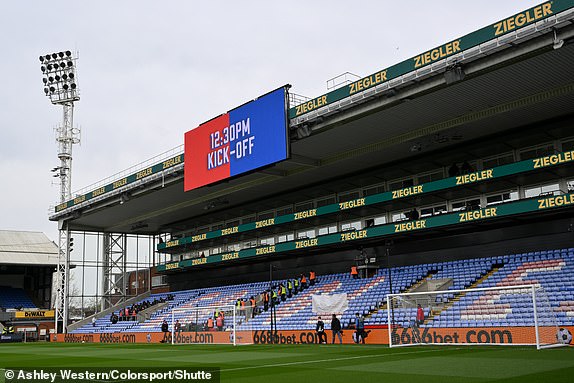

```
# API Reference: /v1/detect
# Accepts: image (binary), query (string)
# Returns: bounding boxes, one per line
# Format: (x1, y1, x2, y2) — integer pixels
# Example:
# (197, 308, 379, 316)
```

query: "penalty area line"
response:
(221, 347, 459, 372)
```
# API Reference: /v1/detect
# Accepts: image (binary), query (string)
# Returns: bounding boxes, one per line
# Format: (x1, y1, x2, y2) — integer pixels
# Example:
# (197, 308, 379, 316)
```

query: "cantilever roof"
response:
(0, 230, 58, 266)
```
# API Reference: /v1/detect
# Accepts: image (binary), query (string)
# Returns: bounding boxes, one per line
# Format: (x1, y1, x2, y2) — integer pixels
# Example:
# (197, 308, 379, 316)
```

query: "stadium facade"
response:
(39, 1, 574, 344)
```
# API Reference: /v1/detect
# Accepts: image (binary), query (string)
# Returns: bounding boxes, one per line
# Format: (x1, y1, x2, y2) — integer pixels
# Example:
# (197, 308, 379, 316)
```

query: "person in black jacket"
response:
(316, 316, 327, 344)
(161, 319, 170, 343)
(331, 314, 343, 344)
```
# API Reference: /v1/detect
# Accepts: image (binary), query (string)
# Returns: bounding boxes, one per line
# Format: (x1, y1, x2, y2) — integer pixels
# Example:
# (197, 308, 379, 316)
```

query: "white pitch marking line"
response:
(221, 347, 460, 372)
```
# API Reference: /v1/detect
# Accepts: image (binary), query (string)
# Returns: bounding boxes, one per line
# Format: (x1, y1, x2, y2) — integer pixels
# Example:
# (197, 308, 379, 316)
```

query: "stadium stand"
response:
(0, 287, 36, 309)
(69, 247, 574, 334)
(46, 3, 574, 345)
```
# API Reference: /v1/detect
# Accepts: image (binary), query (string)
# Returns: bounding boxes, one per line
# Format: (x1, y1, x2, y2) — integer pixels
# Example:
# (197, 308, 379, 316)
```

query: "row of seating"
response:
(70, 247, 574, 333)
(0, 287, 36, 309)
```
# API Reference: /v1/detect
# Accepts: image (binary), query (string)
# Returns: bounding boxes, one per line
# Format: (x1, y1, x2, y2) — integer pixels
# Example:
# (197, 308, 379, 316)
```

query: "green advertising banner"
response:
(158, 151, 574, 251)
(288, 0, 573, 119)
(156, 192, 574, 272)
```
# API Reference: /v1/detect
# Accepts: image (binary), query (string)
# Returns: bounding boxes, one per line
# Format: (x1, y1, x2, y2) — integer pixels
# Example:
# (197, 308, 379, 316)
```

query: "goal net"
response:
(387, 284, 566, 349)
(171, 304, 255, 345)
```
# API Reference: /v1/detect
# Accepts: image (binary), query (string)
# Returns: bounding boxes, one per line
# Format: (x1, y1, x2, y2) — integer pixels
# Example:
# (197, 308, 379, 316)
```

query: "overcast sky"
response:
(0, 0, 542, 243)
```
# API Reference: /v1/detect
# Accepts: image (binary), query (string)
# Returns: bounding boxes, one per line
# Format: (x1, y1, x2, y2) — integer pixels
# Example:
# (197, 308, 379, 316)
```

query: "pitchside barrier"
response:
(51, 327, 573, 347)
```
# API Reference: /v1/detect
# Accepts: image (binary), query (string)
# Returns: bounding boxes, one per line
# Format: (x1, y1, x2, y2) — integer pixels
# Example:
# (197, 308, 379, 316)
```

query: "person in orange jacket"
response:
(309, 270, 317, 286)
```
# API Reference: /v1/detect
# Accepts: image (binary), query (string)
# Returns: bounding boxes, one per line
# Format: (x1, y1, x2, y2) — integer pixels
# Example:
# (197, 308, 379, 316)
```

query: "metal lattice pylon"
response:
(102, 233, 128, 310)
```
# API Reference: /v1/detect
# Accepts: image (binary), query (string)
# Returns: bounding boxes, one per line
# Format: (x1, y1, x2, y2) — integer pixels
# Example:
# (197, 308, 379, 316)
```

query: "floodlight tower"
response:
(40, 50, 80, 333)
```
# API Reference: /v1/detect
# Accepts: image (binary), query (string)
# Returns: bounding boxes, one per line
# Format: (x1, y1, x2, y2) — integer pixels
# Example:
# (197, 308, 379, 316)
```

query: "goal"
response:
(170, 304, 255, 345)
(386, 284, 566, 349)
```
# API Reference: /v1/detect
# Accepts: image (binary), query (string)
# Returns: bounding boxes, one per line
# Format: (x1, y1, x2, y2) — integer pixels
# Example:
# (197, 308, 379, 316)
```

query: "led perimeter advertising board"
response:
(184, 87, 289, 191)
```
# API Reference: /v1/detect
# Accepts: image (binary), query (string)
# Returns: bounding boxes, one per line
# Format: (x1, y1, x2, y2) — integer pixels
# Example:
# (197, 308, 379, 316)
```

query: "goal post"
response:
(387, 284, 566, 349)
(170, 304, 255, 346)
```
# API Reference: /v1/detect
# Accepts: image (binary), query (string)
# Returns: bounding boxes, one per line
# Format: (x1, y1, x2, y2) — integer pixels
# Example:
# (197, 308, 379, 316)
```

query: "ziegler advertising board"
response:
(159, 150, 574, 252)
(288, 0, 574, 119)
(157, 192, 574, 272)
(184, 87, 289, 191)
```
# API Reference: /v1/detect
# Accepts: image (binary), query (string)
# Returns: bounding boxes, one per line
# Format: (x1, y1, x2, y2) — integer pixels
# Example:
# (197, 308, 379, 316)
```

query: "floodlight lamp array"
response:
(40, 50, 79, 104)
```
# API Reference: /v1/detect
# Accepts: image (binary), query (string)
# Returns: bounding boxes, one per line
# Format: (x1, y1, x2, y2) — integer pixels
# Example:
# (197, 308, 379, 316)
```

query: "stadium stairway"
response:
(427, 249, 574, 328)
(366, 270, 437, 322)
(423, 264, 502, 325)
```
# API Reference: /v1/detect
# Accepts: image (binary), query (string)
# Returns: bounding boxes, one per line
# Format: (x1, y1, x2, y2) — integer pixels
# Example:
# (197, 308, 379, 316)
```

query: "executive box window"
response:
(341, 221, 361, 231)
(295, 201, 314, 212)
(418, 171, 443, 185)
(211, 246, 223, 254)
(519, 144, 554, 160)
(317, 196, 337, 207)
(339, 191, 361, 203)
(226, 220, 240, 228)
(276, 206, 293, 217)
(373, 216, 387, 225)
(562, 138, 574, 152)
(242, 215, 256, 224)
(277, 233, 295, 243)
(525, 183, 561, 198)
(420, 204, 447, 217)
(257, 211, 275, 221)
(452, 198, 481, 212)
(227, 243, 241, 252)
(486, 191, 518, 206)
(318, 225, 337, 236)
(260, 237, 275, 246)
(483, 153, 514, 169)
(388, 178, 415, 191)
(363, 185, 385, 197)
(391, 212, 408, 222)
(297, 229, 316, 239)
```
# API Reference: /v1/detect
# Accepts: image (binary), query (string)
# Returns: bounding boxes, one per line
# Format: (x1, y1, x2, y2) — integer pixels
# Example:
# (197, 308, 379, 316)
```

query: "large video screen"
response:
(184, 87, 288, 191)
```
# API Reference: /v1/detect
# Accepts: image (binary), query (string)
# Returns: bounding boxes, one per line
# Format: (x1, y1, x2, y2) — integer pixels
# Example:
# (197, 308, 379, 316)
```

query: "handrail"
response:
(71, 145, 183, 197)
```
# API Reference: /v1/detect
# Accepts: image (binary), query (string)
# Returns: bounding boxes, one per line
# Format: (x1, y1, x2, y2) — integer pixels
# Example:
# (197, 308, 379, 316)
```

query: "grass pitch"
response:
(0, 343, 573, 383)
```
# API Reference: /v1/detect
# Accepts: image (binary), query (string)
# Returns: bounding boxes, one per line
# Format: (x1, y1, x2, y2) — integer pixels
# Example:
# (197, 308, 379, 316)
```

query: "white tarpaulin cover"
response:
(312, 293, 348, 314)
